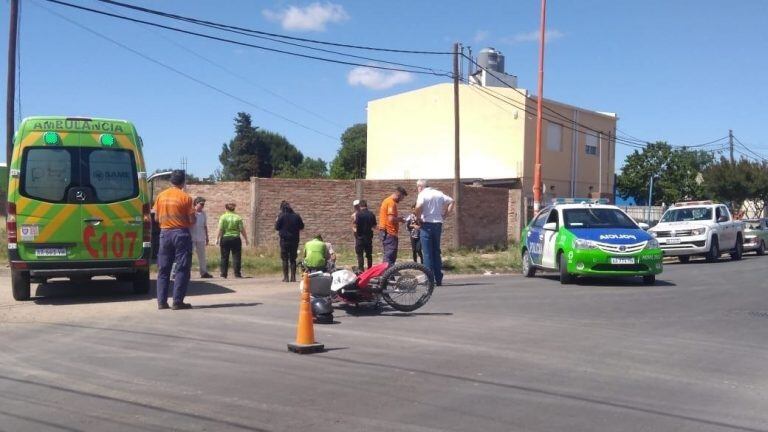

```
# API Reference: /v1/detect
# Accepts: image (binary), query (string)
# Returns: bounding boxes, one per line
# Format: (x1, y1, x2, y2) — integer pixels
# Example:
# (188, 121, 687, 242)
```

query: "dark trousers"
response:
(280, 239, 299, 281)
(421, 222, 443, 285)
(410, 237, 423, 263)
(157, 228, 193, 305)
(355, 235, 373, 270)
(220, 236, 242, 277)
(380, 231, 399, 266)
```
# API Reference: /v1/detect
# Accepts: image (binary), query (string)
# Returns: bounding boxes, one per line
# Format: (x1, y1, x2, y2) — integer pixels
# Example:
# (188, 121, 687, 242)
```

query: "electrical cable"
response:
(42, 0, 453, 78)
(94, 0, 453, 55)
(31, 0, 339, 141)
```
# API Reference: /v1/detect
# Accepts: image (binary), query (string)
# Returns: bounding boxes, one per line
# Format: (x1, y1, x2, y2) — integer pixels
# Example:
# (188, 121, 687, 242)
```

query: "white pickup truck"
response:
(648, 201, 745, 263)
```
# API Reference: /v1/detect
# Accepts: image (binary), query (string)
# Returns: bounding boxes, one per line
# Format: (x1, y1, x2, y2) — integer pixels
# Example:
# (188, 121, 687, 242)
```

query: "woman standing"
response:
(216, 202, 248, 278)
(275, 201, 305, 282)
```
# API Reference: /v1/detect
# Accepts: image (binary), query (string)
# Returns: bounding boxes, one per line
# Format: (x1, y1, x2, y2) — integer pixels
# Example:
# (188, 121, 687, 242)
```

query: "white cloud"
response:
(504, 29, 564, 44)
(347, 66, 414, 90)
(262, 2, 349, 32)
(473, 30, 490, 44)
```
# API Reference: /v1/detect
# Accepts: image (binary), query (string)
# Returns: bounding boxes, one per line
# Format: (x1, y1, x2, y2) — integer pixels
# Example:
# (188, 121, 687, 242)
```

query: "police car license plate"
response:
(35, 247, 67, 257)
(667, 238, 681, 244)
(610, 257, 635, 265)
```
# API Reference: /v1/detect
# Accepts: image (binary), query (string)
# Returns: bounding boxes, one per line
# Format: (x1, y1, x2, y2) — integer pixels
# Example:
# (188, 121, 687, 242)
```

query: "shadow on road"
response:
(539, 275, 676, 287)
(193, 302, 261, 309)
(32, 279, 234, 305)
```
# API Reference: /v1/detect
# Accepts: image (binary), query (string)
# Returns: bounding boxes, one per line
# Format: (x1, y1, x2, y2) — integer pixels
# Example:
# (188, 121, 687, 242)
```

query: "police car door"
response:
(526, 209, 549, 266)
(541, 209, 560, 269)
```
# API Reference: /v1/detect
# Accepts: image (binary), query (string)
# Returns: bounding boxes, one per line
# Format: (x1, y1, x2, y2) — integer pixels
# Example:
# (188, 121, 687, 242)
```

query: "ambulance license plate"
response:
(36, 247, 67, 257)
(610, 257, 635, 265)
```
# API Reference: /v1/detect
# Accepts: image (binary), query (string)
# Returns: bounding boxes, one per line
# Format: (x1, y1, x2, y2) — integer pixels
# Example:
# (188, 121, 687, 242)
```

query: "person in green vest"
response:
(215, 202, 248, 278)
(303, 234, 331, 272)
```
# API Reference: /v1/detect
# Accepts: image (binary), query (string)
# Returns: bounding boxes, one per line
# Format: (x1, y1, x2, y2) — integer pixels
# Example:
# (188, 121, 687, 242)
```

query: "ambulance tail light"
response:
(142, 204, 151, 243)
(6, 202, 17, 245)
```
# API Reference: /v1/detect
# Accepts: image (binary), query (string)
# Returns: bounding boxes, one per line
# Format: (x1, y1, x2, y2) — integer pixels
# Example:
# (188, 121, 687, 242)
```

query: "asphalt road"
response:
(1, 255, 768, 432)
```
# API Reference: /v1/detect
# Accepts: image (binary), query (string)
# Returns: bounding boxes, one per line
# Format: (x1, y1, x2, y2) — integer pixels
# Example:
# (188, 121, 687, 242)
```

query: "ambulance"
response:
(6, 117, 151, 300)
(521, 198, 663, 285)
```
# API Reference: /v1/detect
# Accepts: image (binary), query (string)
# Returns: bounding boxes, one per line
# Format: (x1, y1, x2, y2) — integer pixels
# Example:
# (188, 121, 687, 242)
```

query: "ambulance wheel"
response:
(677, 256, 690, 264)
(12, 270, 31, 301)
(559, 253, 573, 285)
(642, 275, 656, 285)
(133, 270, 151, 295)
(522, 250, 536, 277)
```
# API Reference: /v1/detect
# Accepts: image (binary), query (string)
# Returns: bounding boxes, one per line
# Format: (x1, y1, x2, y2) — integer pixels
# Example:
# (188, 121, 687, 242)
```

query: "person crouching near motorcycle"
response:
(303, 234, 334, 273)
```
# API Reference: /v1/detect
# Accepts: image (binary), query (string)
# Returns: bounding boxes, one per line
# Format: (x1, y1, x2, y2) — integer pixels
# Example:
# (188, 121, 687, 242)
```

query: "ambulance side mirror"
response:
(638, 222, 650, 230)
(543, 222, 557, 231)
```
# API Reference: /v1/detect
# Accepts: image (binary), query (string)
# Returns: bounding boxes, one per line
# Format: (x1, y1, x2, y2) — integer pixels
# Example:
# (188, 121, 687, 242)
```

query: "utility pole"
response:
(729, 129, 734, 164)
(453, 42, 462, 249)
(6, 0, 19, 166)
(598, 132, 603, 197)
(532, 0, 547, 213)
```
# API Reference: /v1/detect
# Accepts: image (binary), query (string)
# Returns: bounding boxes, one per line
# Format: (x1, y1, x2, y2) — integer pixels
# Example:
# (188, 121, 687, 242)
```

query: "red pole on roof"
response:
(532, 0, 547, 213)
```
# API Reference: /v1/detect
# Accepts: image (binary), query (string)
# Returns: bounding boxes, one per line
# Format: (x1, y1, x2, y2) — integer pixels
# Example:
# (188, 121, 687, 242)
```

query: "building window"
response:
(585, 133, 598, 156)
(546, 122, 562, 152)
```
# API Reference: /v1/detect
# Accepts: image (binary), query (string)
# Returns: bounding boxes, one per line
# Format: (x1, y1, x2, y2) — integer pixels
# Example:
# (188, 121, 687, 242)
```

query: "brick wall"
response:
(177, 178, 520, 251)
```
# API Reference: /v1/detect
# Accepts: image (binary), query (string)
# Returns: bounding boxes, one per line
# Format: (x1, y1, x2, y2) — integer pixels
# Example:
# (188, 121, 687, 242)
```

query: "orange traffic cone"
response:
(287, 272, 325, 354)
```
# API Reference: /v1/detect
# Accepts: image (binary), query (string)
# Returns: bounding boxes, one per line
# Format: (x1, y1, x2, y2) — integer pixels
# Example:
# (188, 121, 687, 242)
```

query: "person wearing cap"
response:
(216, 202, 248, 278)
(191, 197, 213, 278)
(351, 199, 361, 227)
(275, 201, 305, 282)
(378, 186, 408, 266)
(414, 179, 454, 286)
(154, 169, 195, 310)
(353, 199, 377, 270)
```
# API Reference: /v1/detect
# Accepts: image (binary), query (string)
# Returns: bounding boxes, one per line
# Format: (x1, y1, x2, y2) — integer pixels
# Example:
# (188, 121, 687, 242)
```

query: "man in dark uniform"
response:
(353, 200, 377, 270)
(275, 201, 305, 282)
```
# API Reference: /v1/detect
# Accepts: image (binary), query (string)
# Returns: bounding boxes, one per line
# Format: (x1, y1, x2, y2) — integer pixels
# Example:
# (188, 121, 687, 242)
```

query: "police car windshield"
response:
(563, 208, 638, 229)
(660, 207, 712, 223)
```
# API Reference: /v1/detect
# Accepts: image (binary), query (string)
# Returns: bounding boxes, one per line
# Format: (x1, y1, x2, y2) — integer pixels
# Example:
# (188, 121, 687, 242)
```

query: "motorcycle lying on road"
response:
(302, 261, 436, 323)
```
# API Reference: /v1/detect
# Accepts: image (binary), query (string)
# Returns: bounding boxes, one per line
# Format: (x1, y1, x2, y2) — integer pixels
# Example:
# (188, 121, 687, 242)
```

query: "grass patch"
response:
(442, 244, 521, 274)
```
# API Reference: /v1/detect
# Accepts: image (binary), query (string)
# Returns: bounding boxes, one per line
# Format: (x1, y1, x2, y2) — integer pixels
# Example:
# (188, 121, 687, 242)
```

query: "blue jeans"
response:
(381, 231, 399, 266)
(421, 222, 443, 285)
(157, 228, 193, 305)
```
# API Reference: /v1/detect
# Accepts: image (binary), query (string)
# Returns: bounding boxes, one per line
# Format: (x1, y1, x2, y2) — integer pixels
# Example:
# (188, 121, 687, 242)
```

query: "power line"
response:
(94, 0, 453, 55)
(31, 0, 339, 141)
(42, 0, 453, 78)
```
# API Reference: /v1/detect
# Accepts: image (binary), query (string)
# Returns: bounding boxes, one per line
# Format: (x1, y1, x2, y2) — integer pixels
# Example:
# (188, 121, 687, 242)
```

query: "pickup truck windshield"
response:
(563, 208, 638, 229)
(660, 207, 712, 223)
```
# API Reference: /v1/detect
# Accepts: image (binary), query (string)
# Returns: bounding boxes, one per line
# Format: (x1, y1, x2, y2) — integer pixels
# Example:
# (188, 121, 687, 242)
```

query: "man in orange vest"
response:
(154, 170, 196, 310)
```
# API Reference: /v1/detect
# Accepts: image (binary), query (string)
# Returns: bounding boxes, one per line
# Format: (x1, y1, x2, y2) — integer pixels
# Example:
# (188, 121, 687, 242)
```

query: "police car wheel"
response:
(757, 241, 766, 256)
(522, 250, 536, 277)
(12, 271, 31, 301)
(642, 275, 656, 285)
(559, 253, 574, 285)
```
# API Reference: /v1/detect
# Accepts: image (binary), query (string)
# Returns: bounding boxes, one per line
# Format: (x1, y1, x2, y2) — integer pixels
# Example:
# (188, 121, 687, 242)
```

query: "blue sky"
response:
(2, 0, 767, 177)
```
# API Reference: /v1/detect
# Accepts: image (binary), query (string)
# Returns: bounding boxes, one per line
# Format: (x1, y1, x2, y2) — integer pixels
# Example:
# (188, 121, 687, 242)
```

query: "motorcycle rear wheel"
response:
(380, 262, 435, 312)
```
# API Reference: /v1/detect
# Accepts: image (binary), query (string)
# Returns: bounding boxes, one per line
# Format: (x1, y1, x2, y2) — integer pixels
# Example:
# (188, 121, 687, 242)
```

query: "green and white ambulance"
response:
(6, 116, 151, 300)
(521, 199, 663, 285)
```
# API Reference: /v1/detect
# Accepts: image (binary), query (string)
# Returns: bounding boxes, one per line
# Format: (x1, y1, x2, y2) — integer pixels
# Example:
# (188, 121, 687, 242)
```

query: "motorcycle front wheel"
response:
(379, 262, 435, 312)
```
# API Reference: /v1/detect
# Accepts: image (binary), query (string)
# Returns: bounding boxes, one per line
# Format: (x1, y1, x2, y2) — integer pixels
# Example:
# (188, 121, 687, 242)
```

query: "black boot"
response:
(282, 260, 289, 282)
(290, 262, 297, 282)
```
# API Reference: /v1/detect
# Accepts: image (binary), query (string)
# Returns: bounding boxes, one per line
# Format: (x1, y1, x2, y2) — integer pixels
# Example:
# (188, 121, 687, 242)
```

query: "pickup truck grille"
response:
(654, 230, 693, 238)
(596, 241, 647, 254)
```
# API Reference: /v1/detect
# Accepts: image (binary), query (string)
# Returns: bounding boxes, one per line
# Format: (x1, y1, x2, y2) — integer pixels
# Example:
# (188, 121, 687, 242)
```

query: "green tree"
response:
(616, 141, 713, 205)
(702, 157, 758, 212)
(330, 123, 367, 179)
(275, 157, 328, 179)
(218, 112, 304, 180)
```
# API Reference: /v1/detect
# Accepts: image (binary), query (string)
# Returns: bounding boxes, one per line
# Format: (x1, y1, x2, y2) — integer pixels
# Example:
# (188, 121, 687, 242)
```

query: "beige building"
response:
(366, 81, 617, 201)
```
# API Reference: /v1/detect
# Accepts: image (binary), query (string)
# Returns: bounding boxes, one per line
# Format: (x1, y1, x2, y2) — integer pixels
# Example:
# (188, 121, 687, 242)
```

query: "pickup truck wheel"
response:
(706, 237, 719, 262)
(730, 235, 743, 261)
(678, 256, 690, 264)
(559, 253, 574, 285)
(757, 240, 766, 256)
(522, 250, 537, 277)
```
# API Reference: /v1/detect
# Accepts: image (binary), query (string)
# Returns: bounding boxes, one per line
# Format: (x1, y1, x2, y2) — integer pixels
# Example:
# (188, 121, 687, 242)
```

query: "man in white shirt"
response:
(414, 179, 454, 286)
(191, 197, 213, 278)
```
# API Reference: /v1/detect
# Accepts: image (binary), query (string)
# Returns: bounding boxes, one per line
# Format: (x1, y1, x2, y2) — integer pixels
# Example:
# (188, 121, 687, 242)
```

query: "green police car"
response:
(521, 199, 663, 285)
